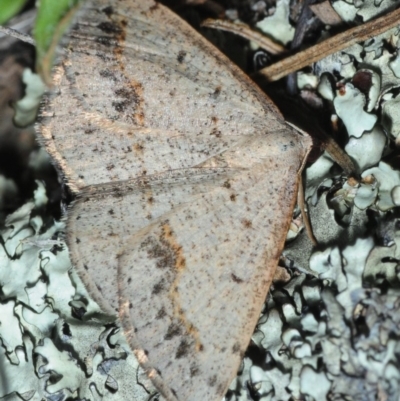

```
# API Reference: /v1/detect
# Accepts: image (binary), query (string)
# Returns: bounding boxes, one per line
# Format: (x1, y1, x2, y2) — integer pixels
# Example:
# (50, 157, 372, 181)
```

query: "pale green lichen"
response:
(13, 69, 46, 128)
(255, 0, 295, 45)
(333, 83, 378, 138)
(0, 182, 155, 400)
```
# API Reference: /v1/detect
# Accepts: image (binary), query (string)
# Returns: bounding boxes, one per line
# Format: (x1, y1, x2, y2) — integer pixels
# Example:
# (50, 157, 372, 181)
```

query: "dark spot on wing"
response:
(176, 337, 191, 358)
(210, 127, 221, 137)
(112, 83, 144, 124)
(108, 209, 114, 215)
(156, 307, 166, 320)
(115, 87, 137, 101)
(76, 238, 81, 244)
(133, 142, 144, 153)
(242, 219, 252, 228)
(217, 382, 226, 397)
(112, 189, 123, 198)
(140, 223, 186, 271)
(97, 13, 144, 126)
(141, 236, 176, 270)
(111, 102, 123, 112)
(99, 69, 117, 81)
(97, 21, 122, 34)
(210, 86, 221, 99)
(232, 342, 241, 354)
(152, 279, 166, 294)
(177, 50, 187, 63)
(102, 6, 113, 16)
(96, 36, 115, 47)
(190, 363, 200, 377)
(165, 322, 182, 340)
(208, 375, 217, 387)
(223, 180, 231, 189)
(95, 51, 113, 62)
(231, 273, 243, 283)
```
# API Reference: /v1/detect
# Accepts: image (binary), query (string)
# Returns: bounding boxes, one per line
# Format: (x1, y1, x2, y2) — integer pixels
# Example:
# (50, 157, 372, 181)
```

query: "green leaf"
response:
(0, 0, 29, 25)
(34, 0, 81, 85)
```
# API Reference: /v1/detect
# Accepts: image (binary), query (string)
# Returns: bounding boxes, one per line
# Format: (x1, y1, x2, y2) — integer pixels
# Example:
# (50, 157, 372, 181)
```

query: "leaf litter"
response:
(3, 0, 400, 400)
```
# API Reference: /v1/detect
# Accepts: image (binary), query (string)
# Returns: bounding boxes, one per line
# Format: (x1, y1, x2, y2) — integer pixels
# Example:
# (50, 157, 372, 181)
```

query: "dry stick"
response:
(205, 7, 400, 78)
(308, 1, 343, 26)
(0, 25, 34, 45)
(261, 6, 400, 82)
(298, 174, 317, 246)
(202, 18, 286, 55)
(321, 132, 355, 175)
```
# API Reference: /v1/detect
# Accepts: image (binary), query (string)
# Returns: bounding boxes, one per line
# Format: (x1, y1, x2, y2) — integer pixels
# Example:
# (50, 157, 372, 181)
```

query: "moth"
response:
(37, 0, 312, 400)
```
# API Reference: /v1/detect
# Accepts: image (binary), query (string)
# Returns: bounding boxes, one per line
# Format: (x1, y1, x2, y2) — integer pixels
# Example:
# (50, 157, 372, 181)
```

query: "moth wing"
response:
(68, 133, 309, 400)
(38, 0, 313, 399)
(38, 0, 293, 193)
(67, 167, 237, 315)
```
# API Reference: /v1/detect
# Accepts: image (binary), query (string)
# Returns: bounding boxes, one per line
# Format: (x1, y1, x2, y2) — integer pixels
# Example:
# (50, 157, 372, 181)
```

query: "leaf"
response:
(0, 0, 28, 25)
(34, 0, 81, 85)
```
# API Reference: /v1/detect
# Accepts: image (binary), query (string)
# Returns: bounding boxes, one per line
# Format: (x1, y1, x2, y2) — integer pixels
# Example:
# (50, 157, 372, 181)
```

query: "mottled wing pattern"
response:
(117, 143, 305, 401)
(39, 0, 287, 193)
(37, 0, 311, 400)
(69, 133, 306, 400)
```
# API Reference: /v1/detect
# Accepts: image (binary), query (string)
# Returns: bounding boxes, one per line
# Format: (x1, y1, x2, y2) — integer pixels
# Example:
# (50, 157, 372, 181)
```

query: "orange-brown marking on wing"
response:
(160, 222, 203, 353)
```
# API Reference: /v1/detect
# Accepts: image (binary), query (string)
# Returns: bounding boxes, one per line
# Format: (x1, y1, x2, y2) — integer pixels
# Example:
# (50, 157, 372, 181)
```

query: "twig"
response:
(309, 1, 343, 25)
(322, 134, 355, 175)
(202, 18, 285, 55)
(0, 25, 34, 45)
(259, 6, 400, 81)
(298, 174, 318, 246)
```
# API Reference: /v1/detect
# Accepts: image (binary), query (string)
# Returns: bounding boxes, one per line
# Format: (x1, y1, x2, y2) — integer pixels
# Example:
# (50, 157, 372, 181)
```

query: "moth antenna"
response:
(201, 18, 285, 55)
